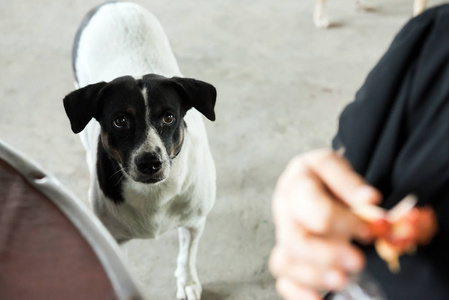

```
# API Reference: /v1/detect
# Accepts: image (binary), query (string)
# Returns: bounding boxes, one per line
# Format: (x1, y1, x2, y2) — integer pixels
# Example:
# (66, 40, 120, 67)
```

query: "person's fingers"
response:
(273, 169, 368, 239)
(300, 149, 382, 206)
(275, 233, 366, 273)
(295, 178, 366, 238)
(270, 245, 349, 291)
(273, 149, 380, 239)
(276, 277, 323, 300)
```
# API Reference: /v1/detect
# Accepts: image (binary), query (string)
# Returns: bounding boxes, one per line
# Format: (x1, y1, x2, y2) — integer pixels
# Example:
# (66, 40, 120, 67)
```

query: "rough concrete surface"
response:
(0, 0, 446, 299)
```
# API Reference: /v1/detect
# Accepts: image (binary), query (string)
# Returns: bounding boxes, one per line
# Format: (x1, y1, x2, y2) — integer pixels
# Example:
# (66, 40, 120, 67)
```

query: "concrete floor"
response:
(1, 0, 446, 299)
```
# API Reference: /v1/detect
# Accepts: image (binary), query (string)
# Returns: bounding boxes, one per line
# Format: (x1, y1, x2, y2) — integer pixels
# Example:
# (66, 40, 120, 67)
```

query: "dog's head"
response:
(63, 74, 216, 184)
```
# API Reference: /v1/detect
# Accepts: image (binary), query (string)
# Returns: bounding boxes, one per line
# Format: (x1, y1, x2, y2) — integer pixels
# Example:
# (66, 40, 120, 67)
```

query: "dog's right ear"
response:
(63, 82, 107, 133)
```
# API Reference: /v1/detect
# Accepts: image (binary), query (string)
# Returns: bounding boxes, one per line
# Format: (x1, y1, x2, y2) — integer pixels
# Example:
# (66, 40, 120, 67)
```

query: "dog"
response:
(314, 0, 428, 28)
(63, 2, 217, 299)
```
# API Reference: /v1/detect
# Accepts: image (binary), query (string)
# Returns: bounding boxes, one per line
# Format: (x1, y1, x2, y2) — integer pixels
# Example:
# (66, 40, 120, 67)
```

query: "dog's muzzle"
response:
(133, 152, 167, 183)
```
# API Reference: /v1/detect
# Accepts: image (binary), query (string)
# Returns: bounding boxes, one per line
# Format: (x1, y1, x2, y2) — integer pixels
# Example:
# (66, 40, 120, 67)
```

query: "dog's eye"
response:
(162, 113, 176, 125)
(113, 116, 128, 129)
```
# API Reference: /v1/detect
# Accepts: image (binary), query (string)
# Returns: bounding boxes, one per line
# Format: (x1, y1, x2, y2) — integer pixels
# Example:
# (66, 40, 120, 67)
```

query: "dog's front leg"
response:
(314, 0, 330, 28)
(175, 218, 206, 300)
(413, 0, 427, 16)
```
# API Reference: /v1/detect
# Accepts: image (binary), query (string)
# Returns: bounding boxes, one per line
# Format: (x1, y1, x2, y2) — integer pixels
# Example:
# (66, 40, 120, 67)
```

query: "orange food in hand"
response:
(354, 195, 438, 272)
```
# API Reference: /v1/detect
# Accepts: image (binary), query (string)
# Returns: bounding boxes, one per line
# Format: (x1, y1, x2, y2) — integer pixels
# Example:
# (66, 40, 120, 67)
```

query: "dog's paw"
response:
(354, 0, 376, 12)
(176, 281, 202, 300)
(314, 16, 330, 28)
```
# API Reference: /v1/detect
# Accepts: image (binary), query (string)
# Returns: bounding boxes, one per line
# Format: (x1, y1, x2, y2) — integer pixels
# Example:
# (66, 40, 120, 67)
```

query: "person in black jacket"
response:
(269, 4, 449, 300)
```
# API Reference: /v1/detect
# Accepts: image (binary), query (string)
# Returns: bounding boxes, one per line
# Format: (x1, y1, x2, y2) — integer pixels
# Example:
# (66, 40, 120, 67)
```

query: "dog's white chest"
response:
(99, 186, 203, 241)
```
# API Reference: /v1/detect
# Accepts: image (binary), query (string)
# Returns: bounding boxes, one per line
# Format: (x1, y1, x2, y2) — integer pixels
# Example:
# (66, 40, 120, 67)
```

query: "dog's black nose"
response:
(135, 153, 163, 175)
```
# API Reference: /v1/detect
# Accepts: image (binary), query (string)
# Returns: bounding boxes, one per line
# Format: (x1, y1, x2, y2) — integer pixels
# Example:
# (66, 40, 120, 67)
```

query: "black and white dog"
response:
(63, 2, 217, 299)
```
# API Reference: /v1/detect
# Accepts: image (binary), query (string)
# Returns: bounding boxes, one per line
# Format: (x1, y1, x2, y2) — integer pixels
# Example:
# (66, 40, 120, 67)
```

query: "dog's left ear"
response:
(63, 82, 107, 133)
(171, 77, 217, 121)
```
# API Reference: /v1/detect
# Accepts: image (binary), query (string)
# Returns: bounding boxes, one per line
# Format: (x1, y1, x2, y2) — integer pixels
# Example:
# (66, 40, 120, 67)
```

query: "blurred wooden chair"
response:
(0, 140, 144, 300)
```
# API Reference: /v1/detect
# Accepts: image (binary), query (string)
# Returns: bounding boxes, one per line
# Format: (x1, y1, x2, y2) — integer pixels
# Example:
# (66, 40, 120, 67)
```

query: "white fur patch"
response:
(75, 2, 182, 88)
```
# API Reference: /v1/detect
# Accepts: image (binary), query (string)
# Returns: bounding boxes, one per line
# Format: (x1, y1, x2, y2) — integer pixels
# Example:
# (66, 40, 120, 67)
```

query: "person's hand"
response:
(269, 149, 382, 300)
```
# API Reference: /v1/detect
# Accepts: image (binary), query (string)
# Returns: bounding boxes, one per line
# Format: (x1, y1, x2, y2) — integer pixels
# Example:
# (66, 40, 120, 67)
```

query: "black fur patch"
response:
(96, 140, 125, 204)
(140, 76, 189, 161)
